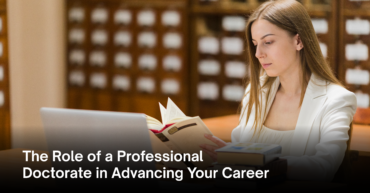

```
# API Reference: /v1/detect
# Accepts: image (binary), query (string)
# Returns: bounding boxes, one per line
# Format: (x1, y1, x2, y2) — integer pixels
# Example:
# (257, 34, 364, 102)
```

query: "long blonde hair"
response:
(242, 0, 341, 136)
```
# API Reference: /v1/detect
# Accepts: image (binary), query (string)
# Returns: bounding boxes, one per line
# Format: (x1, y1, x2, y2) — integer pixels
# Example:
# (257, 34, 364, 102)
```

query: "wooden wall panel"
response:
(65, 0, 369, 122)
(189, 1, 253, 118)
(338, 0, 370, 123)
(0, 0, 10, 150)
(66, 0, 189, 120)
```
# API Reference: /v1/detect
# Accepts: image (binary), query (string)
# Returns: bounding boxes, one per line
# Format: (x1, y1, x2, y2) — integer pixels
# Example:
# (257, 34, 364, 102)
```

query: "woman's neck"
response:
(278, 65, 303, 96)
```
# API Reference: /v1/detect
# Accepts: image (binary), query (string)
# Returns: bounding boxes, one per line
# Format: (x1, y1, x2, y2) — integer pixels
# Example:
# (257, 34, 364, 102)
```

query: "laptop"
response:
(40, 107, 157, 189)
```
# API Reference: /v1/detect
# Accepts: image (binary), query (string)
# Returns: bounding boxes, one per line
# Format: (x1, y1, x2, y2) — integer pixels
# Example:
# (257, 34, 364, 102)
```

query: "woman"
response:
(200, 0, 357, 181)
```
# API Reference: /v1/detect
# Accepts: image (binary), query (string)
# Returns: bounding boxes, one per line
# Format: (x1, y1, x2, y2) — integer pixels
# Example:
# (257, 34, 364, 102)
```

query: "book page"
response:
(148, 131, 187, 169)
(159, 102, 167, 125)
(167, 116, 193, 124)
(164, 98, 187, 123)
(161, 117, 216, 169)
(147, 123, 163, 131)
(146, 115, 163, 131)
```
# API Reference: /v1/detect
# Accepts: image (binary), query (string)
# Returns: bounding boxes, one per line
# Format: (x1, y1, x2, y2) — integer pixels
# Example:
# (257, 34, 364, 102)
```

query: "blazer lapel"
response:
(289, 73, 328, 156)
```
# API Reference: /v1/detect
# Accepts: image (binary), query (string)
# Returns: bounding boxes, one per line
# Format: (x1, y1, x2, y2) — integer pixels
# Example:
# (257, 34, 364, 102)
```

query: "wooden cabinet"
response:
(65, 0, 369, 121)
(0, 0, 10, 150)
(338, 0, 370, 114)
(66, 0, 190, 120)
(189, 0, 254, 118)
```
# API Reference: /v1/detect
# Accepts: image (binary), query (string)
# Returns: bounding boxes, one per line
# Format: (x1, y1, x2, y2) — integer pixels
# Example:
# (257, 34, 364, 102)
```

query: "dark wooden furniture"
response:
(0, 0, 10, 150)
(66, 0, 190, 120)
(338, 0, 370, 116)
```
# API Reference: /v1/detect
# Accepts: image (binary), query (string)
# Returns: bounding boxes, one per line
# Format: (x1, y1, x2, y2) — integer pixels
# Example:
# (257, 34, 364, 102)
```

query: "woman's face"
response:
(251, 19, 303, 77)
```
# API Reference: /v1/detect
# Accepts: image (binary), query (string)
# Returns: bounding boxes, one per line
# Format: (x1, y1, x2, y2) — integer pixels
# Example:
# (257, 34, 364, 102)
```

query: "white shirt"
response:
(231, 73, 357, 181)
(249, 125, 295, 157)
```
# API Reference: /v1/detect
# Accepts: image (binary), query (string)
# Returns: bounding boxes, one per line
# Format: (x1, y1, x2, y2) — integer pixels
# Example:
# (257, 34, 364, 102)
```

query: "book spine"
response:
(263, 146, 282, 164)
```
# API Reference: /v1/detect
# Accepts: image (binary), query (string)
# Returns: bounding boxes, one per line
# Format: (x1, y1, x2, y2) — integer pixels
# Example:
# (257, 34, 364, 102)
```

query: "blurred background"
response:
(0, 0, 369, 150)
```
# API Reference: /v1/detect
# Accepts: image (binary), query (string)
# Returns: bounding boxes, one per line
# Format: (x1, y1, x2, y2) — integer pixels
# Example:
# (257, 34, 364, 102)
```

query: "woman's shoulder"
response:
(325, 82, 357, 108)
(326, 83, 355, 99)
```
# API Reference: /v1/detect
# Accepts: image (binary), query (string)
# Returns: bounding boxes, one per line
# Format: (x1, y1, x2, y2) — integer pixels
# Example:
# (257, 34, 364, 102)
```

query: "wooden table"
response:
(203, 114, 370, 155)
(350, 124, 370, 156)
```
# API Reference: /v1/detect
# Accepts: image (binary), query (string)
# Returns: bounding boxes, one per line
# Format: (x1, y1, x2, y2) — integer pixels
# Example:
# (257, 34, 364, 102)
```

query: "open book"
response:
(146, 98, 216, 169)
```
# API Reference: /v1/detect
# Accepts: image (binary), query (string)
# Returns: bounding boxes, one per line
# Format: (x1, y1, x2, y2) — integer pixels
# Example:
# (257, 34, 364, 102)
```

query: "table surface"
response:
(203, 114, 370, 155)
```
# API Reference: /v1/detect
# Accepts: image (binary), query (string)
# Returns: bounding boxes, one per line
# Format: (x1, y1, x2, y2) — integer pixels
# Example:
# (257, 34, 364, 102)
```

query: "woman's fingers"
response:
(199, 144, 219, 152)
(199, 144, 218, 161)
(204, 134, 227, 147)
(199, 134, 227, 162)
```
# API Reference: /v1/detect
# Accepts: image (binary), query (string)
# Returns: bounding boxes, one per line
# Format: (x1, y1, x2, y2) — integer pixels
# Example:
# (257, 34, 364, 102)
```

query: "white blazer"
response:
(231, 73, 357, 181)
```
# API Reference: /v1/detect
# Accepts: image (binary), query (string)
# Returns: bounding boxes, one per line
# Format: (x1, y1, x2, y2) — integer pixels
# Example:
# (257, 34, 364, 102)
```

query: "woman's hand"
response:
(199, 134, 227, 162)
